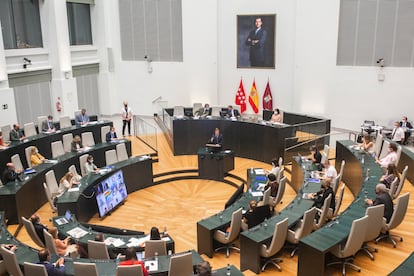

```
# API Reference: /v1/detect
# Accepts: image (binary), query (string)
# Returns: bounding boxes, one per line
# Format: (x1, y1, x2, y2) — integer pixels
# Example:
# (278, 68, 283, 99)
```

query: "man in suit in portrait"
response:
(245, 17, 267, 67)
(75, 108, 90, 126)
(106, 126, 118, 142)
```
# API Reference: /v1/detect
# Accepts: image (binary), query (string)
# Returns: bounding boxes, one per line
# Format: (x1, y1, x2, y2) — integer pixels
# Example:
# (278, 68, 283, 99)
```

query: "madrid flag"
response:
(262, 81, 273, 110)
(249, 80, 259, 113)
(235, 79, 247, 113)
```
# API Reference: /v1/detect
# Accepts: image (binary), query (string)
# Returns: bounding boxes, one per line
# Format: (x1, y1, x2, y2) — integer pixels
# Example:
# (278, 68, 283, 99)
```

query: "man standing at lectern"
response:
(210, 128, 223, 146)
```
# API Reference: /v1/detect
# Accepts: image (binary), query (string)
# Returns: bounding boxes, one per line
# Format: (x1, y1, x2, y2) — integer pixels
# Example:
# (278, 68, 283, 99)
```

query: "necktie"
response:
(392, 129, 396, 139)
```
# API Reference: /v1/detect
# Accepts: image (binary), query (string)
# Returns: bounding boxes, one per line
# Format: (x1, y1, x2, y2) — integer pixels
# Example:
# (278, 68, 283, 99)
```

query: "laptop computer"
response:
(55, 210, 72, 225)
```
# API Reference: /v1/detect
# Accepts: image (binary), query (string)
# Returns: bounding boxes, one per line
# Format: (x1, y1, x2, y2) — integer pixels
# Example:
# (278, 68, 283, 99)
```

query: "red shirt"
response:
(119, 260, 148, 276)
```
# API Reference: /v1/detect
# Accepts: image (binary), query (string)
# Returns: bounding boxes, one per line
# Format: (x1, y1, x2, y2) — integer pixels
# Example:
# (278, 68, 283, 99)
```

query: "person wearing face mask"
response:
(365, 183, 394, 223)
(399, 116, 413, 145)
(9, 124, 25, 142)
(375, 142, 398, 170)
(121, 101, 133, 136)
(390, 121, 405, 145)
(105, 126, 118, 142)
(84, 154, 99, 174)
(30, 146, 47, 166)
(42, 115, 56, 132)
(270, 108, 282, 123)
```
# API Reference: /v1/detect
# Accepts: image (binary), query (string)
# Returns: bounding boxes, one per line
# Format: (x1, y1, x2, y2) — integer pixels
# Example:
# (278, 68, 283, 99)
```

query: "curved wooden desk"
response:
(0, 140, 131, 224)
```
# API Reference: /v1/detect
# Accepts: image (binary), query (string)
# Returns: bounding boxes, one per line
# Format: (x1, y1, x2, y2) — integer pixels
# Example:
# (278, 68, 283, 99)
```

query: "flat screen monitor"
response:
(95, 170, 128, 217)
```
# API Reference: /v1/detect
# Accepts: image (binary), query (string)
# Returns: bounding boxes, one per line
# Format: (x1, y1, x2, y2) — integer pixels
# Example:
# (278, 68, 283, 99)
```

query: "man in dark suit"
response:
(41, 115, 56, 132)
(365, 183, 394, 223)
(400, 116, 413, 145)
(9, 124, 25, 142)
(37, 249, 65, 276)
(105, 126, 118, 142)
(2, 163, 22, 184)
(210, 128, 223, 146)
(245, 17, 267, 67)
(30, 214, 48, 244)
(227, 105, 240, 118)
(75, 108, 90, 126)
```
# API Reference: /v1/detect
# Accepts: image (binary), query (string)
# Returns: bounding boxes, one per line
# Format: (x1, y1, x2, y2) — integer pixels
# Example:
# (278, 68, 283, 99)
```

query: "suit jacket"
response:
(105, 131, 118, 142)
(2, 168, 19, 184)
(42, 120, 55, 132)
(211, 133, 223, 145)
(9, 128, 23, 141)
(33, 222, 48, 244)
(374, 192, 394, 223)
(37, 262, 65, 276)
(75, 113, 89, 126)
(227, 109, 240, 118)
(400, 121, 413, 129)
(314, 187, 336, 212)
(245, 28, 267, 66)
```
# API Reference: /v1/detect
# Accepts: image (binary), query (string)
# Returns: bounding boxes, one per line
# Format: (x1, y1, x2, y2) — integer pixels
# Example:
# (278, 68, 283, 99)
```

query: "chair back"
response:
(145, 240, 167, 258)
(261, 218, 288, 257)
(388, 177, 399, 198)
(105, 149, 118, 166)
(314, 194, 332, 229)
(276, 167, 284, 183)
(323, 144, 330, 157)
(68, 165, 81, 181)
(43, 229, 58, 255)
(192, 103, 203, 116)
(73, 262, 98, 276)
(45, 170, 59, 195)
(21, 216, 45, 247)
(226, 208, 243, 242)
(395, 145, 402, 167)
(88, 240, 110, 260)
(261, 187, 271, 206)
(394, 165, 408, 199)
(168, 251, 193, 276)
(0, 245, 23, 276)
(24, 122, 37, 137)
(79, 154, 88, 177)
(331, 175, 341, 196)
(11, 154, 24, 172)
(337, 160, 345, 187)
(332, 184, 345, 218)
(278, 156, 283, 167)
(173, 106, 184, 118)
(37, 116, 47, 132)
(365, 204, 385, 242)
(51, 141, 65, 158)
(25, 146, 33, 168)
(59, 116, 72, 129)
(211, 106, 221, 117)
(1, 125, 11, 143)
(320, 152, 328, 165)
(272, 176, 286, 207)
(374, 134, 383, 157)
(386, 192, 410, 230)
(116, 143, 129, 161)
(43, 182, 57, 212)
(296, 207, 317, 240)
(101, 125, 110, 143)
(24, 262, 48, 276)
(63, 133, 73, 152)
(81, 132, 95, 147)
(379, 140, 390, 160)
(117, 264, 144, 276)
(340, 215, 369, 257)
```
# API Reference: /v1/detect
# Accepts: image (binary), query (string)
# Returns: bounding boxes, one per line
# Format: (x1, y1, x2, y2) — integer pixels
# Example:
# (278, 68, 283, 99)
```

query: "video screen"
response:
(95, 170, 128, 217)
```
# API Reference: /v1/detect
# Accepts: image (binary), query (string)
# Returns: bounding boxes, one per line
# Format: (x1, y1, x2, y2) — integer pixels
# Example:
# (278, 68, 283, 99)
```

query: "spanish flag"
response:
(249, 80, 259, 113)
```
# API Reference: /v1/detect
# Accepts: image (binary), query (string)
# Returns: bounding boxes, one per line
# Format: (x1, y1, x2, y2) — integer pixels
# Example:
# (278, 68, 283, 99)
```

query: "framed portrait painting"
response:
(237, 14, 276, 69)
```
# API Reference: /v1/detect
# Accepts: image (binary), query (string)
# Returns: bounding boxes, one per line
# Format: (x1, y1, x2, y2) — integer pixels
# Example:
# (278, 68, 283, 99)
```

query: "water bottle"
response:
(226, 264, 231, 275)
(154, 252, 158, 262)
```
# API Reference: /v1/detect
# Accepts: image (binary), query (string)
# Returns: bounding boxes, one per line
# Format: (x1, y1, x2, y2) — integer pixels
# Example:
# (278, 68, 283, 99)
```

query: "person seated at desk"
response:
(118, 247, 149, 276)
(210, 128, 223, 146)
(0, 131, 10, 149)
(84, 154, 99, 174)
(376, 143, 398, 170)
(227, 105, 240, 118)
(194, 103, 211, 117)
(266, 157, 280, 176)
(242, 200, 257, 231)
(270, 108, 282, 123)
(30, 146, 47, 166)
(308, 145, 322, 171)
(365, 183, 394, 223)
(322, 159, 337, 186)
(9, 124, 25, 142)
(359, 134, 374, 154)
(30, 214, 49, 244)
(150, 226, 162, 240)
(380, 163, 400, 189)
(2, 163, 23, 184)
(196, 261, 212, 276)
(310, 179, 336, 214)
(71, 135, 84, 151)
(42, 115, 56, 133)
(264, 173, 279, 198)
(75, 108, 90, 126)
(400, 116, 413, 145)
(105, 126, 118, 142)
(49, 227, 79, 257)
(37, 249, 65, 276)
(58, 172, 79, 194)
(391, 121, 405, 145)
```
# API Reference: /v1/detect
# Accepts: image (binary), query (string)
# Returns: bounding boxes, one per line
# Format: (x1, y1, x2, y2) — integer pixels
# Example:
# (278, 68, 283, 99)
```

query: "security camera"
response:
(376, 58, 384, 67)
(144, 55, 152, 62)
(23, 58, 31, 63)
(23, 57, 32, 69)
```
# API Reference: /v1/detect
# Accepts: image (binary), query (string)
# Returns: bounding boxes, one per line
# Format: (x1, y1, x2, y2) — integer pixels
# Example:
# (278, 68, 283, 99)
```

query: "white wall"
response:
(217, 0, 296, 114)
(102, 0, 219, 116)
(293, 0, 414, 130)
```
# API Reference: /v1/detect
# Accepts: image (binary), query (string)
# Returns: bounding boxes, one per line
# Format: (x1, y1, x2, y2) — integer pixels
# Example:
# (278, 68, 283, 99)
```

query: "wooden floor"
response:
(9, 131, 414, 275)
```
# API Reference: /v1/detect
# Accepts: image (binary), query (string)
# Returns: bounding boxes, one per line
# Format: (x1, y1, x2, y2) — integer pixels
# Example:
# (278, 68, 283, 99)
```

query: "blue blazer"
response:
(37, 262, 65, 276)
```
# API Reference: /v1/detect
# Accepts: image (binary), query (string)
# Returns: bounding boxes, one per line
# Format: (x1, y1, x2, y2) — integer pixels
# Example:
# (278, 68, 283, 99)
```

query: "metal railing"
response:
(133, 116, 158, 152)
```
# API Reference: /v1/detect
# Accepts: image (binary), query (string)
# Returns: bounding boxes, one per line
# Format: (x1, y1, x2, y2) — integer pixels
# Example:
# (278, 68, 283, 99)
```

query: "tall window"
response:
(0, 0, 43, 49)
(67, 2, 93, 45)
